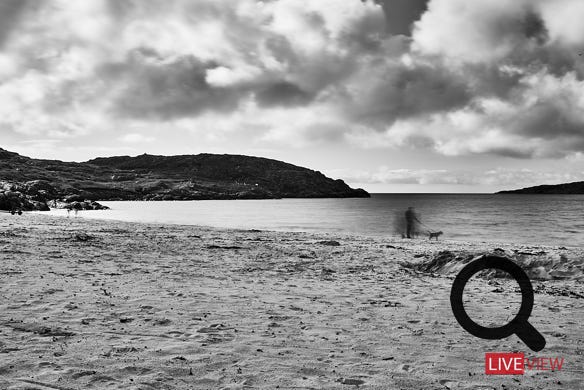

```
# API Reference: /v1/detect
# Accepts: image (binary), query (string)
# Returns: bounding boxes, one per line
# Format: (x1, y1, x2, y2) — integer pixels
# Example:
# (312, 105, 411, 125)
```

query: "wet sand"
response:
(0, 213, 582, 389)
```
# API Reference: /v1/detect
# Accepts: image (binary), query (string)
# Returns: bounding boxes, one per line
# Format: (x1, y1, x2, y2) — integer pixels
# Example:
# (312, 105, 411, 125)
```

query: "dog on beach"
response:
(428, 231, 443, 240)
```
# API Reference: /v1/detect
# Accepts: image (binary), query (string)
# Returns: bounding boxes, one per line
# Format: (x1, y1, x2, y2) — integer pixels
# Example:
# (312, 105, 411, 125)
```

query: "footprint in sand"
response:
(120, 365, 152, 375)
(151, 318, 171, 326)
(87, 375, 118, 386)
(439, 379, 460, 389)
(103, 346, 139, 357)
(337, 378, 365, 386)
(197, 323, 235, 344)
(71, 370, 97, 379)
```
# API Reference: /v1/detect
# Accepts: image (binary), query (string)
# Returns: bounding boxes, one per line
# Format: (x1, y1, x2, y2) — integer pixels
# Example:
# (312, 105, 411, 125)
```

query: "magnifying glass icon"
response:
(450, 255, 546, 352)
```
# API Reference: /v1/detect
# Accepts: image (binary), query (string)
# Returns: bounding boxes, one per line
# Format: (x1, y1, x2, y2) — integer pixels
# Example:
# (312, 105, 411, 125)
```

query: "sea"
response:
(46, 194, 584, 247)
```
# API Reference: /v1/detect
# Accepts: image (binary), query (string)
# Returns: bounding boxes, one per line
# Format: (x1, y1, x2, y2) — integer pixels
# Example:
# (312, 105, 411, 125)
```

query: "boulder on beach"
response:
(0, 190, 36, 211)
(59, 200, 109, 211)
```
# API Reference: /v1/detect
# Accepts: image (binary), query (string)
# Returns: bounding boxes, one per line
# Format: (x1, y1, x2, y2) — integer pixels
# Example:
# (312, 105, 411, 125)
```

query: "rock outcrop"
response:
(0, 180, 108, 212)
(0, 188, 49, 212)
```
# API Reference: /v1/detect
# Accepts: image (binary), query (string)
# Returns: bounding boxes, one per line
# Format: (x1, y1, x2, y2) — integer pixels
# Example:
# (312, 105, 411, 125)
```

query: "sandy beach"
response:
(0, 213, 582, 389)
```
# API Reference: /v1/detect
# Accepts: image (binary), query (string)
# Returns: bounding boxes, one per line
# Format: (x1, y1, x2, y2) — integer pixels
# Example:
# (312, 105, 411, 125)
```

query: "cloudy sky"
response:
(2, 0, 584, 192)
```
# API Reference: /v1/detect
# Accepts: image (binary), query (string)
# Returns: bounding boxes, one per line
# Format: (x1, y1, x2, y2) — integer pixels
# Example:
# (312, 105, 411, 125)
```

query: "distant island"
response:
(0, 148, 369, 212)
(498, 181, 584, 194)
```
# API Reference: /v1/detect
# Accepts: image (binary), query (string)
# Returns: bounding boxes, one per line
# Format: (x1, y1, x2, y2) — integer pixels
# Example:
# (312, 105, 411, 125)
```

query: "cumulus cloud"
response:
(119, 133, 155, 143)
(382, 0, 584, 159)
(328, 167, 584, 188)
(2, 0, 584, 163)
(412, 0, 544, 63)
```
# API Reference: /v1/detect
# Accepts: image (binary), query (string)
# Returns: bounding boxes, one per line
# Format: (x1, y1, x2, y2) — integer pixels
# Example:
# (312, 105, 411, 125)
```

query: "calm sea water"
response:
(55, 194, 584, 247)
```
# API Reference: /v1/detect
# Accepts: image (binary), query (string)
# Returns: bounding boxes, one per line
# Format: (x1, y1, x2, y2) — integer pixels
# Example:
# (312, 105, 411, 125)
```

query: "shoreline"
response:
(1, 213, 582, 389)
(34, 209, 584, 251)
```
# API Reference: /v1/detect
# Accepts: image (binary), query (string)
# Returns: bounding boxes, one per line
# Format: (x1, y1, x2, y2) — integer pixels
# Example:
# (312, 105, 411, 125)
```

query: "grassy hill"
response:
(0, 148, 369, 210)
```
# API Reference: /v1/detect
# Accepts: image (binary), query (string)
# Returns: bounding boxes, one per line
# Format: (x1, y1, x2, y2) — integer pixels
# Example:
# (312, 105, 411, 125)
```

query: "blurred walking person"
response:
(405, 206, 420, 239)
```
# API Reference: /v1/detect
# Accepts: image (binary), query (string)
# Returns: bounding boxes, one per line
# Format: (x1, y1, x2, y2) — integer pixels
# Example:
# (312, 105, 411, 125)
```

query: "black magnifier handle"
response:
(515, 321, 546, 352)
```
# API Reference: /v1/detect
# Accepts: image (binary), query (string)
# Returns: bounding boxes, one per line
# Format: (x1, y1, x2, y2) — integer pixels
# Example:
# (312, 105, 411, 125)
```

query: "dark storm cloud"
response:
(256, 82, 313, 107)
(461, 64, 523, 101)
(375, 0, 429, 36)
(512, 102, 584, 140)
(101, 48, 319, 119)
(521, 10, 548, 44)
(349, 61, 472, 127)
(0, 0, 31, 48)
(101, 50, 243, 120)
(509, 44, 584, 81)
(480, 147, 534, 159)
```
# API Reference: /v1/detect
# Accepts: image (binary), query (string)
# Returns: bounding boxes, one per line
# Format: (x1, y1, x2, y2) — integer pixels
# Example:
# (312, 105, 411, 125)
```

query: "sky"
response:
(2, 0, 584, 193)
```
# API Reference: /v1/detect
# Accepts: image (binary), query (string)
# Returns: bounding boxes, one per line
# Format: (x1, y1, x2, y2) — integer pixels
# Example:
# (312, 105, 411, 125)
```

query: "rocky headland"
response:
(498, 181, 584, 194)
(0, 148, 369, 211)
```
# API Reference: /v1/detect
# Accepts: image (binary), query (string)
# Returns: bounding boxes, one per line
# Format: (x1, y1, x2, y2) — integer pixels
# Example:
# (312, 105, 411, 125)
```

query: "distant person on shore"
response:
(405, 207, 420, 239)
